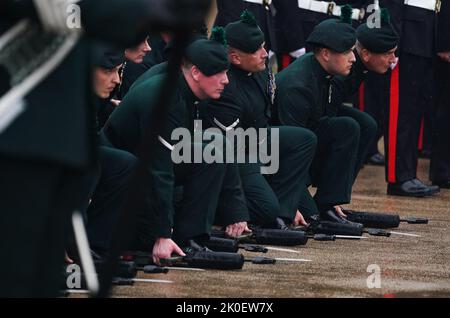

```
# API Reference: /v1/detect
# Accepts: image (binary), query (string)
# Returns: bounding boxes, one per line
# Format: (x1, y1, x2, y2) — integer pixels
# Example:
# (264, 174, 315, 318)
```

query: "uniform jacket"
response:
(381, 0, 437, 58)
(437, 0, 450, 52)
(204, 65, 273, 132)
(276, 52, 333, 130)
(104, 74, 197, 238)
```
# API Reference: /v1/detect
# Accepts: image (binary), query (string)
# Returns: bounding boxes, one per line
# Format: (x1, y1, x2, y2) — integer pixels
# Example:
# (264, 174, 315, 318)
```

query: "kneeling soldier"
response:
(203, 11, 317, 229)
(276, 18, 363, 225)
(102, 35, 250, 264)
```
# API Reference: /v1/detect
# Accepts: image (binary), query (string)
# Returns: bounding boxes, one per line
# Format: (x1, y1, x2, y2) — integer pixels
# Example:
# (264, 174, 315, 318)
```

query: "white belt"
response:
(243, 0, 272, 6)
(297, 0, 364, 21)
(404, 0, 440, 12)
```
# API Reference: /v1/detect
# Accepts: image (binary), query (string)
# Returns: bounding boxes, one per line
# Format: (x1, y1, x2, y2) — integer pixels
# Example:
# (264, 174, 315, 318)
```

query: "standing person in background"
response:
(430, 0, 450, 189)
(382, 0, 441, 197)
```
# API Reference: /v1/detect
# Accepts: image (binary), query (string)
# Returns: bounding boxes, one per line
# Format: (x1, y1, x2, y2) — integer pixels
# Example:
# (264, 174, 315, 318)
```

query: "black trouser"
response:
(385, 53, 434, 183)
(355, 71, 389, 159)
(240, 126, 317, 225)
(0, 156, 87, 297)
(133, 136, 249, 248)
(337, 106, 377, 183)
(303, 116, 360, 213)
(430, 58, 450, 183)
(83, 146, 137, 253)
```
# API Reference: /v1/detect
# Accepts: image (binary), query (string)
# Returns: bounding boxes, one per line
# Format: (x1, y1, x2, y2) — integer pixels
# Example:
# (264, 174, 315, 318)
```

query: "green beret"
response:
(307, 18, 356, 53)
(93, 45, 125, 69)
(225, 10, 265, 53)
(185, 27, 230, 76)
(356, 8, 399, 53)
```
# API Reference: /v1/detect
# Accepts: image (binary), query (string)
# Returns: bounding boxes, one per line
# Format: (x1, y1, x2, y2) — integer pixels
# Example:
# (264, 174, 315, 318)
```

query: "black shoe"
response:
(387, 179, 440, 197)
(273, 217, 290, 230)
(367, 153, 385, 166)
(303, 214, 320, 226)
(181, 239, 212, 255)
(415, 179, 440, 194)
(320, 209, 363, 228)
(433, 180, 450, 189)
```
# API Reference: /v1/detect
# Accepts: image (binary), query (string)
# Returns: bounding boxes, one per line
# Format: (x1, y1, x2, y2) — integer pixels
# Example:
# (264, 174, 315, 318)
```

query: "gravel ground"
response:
(105, 159, 450, 298)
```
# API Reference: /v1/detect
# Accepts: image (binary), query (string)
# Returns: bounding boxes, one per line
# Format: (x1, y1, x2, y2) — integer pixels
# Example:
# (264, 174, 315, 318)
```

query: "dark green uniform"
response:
(103, 74, 248, 246)
(276, 52, 360, 215)
(203, 65, 317, 224)
(330, 52, 378, 182)
(131, 61, 169, 91)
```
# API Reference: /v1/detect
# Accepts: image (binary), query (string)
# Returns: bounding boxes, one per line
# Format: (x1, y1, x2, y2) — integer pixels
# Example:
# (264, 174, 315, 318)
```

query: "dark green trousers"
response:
(241, 126, 317, 225)
(337, 106, 377, 183)
(84, 146, 137, 253)
(307, 116, 360, 212)
(298, 107, 377, 216)
(135, 137, 249, 248)
(173, 159, 248, 244)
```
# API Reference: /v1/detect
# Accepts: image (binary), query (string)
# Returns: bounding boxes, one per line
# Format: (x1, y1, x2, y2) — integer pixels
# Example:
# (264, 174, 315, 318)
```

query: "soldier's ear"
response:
(229, 49, 241, 65)
(322, 48, 331, 62)
(361, 48, 371, 63)
(191, 65, 201, 82)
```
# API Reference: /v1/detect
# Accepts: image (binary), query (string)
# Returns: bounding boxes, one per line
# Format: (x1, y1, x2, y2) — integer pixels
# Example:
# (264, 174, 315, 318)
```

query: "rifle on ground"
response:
(211, 228, 309, 246)
(299, 221, 419, 238)
(122, 250, 245, 270)
(344, 210, 428, 229)
(204, 236, 269, 253)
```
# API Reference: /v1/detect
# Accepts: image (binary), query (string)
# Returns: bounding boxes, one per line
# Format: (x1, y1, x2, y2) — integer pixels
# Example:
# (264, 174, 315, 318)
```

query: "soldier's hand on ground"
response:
(225, 222, 250, 238)
(334, 206, 347, 218)
(110, 99, 121, 107)
(293, 210, 308, 227)
(152, 238, 185, 266)
(437, 52, 450, 63)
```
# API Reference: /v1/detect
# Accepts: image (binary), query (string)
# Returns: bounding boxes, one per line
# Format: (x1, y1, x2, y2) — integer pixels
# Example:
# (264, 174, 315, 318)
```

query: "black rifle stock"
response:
(205, 237, 268, 253)
(122, 250, 244, 270)
(345, 210, 428, 228)
(308, 221, 364, 236)
(211, 228, 309, 246)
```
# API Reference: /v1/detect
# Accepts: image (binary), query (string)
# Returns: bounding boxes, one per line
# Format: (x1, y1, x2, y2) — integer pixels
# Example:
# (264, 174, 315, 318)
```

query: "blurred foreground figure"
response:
(0, 0, 206, 297)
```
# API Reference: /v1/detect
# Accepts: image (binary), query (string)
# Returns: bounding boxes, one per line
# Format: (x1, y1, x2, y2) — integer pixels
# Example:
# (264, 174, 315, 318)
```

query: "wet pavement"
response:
(108, 159, 450, 298)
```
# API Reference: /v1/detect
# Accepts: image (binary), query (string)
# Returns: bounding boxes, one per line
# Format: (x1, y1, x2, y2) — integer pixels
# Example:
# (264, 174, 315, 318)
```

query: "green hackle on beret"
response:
(211, 26, 227, 47)
(241, 9, 257, 26)
(340, 5, 353, 24)
(380, 8, 390, 23)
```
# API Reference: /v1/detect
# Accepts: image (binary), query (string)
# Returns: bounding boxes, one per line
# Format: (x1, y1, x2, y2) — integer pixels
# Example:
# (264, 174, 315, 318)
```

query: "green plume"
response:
(380, 8, 390, 24)
(211, 26, 227, 46)
(340, 4, 353, 24)
(241, 9, 257, 25)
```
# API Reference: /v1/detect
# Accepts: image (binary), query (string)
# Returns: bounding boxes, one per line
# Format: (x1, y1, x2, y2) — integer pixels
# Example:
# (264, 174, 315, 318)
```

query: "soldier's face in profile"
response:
(230, 43, 268, 73)
(125, 37, 151, 63)
(362, 47, 397, 74)
(327, 47, 356, 76)
(93, 65, 122, 98)
(196, 69, 229, 99)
